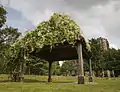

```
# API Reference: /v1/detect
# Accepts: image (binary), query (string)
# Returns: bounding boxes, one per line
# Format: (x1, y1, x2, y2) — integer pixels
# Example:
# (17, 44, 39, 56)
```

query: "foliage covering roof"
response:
(12, 13, 91, 53)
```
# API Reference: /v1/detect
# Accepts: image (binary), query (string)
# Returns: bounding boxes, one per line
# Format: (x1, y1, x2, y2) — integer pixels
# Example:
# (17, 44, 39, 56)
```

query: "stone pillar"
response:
(112, 70, 115, 77)
(48, 62, 52, 82)
(89, 58, 93, 82)
(77, 43, 84, 84)
(102, 70, 105, 78)
(107, 70, 110, 79)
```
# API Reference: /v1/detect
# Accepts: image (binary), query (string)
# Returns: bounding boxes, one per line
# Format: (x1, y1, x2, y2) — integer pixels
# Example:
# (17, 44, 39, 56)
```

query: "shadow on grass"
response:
(0, 80, 11, 83)
(24, 80, 75, 84)
(0, 79, 47, 83)
(0, 79, 75, 84)
(24, 79, 47, 83)
(0, 77, 75, 84)
(52, 81, 75, 84)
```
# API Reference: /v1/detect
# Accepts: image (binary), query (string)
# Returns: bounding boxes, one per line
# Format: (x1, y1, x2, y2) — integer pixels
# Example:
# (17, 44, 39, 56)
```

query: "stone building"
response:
(97, 37, 109, 51)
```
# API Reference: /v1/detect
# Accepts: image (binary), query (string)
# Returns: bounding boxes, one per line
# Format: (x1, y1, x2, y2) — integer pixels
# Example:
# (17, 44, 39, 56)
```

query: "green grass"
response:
(0, 74, 120, 92)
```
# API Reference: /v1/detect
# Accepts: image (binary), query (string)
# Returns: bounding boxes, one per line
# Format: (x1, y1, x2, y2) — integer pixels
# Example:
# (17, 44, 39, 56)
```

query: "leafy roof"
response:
(12, 13, 91, 52)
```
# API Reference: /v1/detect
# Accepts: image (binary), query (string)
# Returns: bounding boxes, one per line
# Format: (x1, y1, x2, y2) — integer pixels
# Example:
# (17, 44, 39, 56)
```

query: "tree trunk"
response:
(48, 62, 52, 82)
(28, 67, 30, 75)
(95, 70, 99, 77)
(18, 61, 24, 82)
(89, 59, 93, 82)
(77, 43, 84, 84)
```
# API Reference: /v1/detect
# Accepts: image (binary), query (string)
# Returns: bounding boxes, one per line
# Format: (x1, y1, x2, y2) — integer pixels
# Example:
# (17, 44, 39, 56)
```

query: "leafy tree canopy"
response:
(0, 6, 7, 28)
(0, 27, 21, 45)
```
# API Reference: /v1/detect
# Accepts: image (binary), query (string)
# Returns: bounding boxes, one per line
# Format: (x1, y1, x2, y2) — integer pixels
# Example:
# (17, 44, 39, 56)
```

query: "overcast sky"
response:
(1, 0, 120, 49)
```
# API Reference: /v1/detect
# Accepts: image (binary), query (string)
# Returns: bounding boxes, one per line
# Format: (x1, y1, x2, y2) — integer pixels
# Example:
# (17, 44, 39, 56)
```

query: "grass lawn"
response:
(0, 74, 120, 92)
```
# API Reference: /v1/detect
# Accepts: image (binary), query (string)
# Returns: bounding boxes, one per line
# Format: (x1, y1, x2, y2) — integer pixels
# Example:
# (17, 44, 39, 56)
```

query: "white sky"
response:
(1, 0, 120, 49)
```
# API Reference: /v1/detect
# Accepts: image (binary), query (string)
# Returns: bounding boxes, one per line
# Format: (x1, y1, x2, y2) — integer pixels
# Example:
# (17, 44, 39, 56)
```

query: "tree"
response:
(60, 59, 89, 76)
(89, 37, 120, 77)
(25, 55, 47, 75)
(104, 48, 120, 77)
(60, 61, 72, 76)
(0, 6, 21, 74)
(0, 27, 21, 73)
(89, 38, 106, 77)
(0, 27, 21, 45)
(60, 60, 78, 76)
(0, 6, 7, 28)
(52, 62, 60, 75)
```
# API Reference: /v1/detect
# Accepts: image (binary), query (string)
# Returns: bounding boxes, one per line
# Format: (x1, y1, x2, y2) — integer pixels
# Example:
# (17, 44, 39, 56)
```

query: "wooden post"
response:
(48, 62, 52, 82)
(77, 43, 84, 84)
(89, 58, 93, 82)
